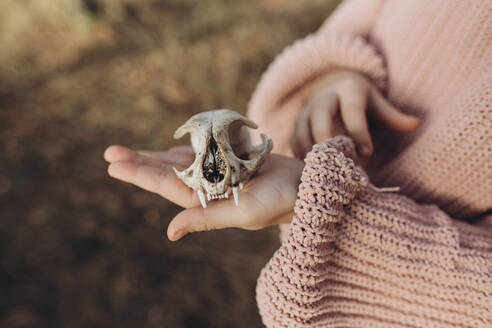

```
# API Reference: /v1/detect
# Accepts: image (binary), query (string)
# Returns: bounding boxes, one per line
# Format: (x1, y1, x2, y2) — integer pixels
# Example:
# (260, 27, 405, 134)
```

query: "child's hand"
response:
(291, 69, 419, 159)
(104, 145, 304, 241)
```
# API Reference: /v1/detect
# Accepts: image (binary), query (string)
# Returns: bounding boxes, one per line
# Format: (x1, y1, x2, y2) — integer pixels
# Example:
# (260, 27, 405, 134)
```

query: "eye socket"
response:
(202, 136, 226, 183)
(228, 124, 251, 160)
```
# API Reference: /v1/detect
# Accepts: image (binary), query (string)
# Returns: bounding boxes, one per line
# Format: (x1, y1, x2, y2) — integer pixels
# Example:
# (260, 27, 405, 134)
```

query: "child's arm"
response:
(247, 0, 390, 156)
(256, 136, 492, 327)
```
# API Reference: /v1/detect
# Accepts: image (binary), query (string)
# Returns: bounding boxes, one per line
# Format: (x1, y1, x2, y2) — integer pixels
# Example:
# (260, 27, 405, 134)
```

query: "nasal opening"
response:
(202, 136, 226, 183)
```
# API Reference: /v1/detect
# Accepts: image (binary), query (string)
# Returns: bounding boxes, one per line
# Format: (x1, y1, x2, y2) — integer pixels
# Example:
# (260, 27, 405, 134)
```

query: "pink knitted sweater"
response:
(247, 0, 492, 327)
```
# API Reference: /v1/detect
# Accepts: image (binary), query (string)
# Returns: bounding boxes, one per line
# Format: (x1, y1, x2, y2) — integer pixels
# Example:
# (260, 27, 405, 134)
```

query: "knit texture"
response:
(248, 0, 492, 326)
(247, 0, 492, 219)
(256, 137, 492, 327)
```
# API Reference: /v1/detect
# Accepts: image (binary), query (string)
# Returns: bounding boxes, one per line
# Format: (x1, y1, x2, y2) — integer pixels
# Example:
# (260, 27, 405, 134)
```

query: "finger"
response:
(338, 87, 373, 157)
(369, 87, 419, 131)
(105, 145, 194, 167)
(167, 145, 195, 155)
(167, 195, 258, 240)
(132, 153, 193, 169)
(168, 207, 232, 241)
(291, 107, 314, 159)
(107, 161, 198, 208)
(310, 93, 338, 143)
(104, 145, 136, 163)
(139, 145, 194, 158)
(136, 150, 194, 167)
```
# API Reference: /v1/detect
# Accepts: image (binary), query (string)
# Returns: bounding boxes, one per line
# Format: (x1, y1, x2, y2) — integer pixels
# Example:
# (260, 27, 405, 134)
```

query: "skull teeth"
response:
(232, 186, 239, 206)
(197, 190, 207, 209)
(200, 189, 237, 206)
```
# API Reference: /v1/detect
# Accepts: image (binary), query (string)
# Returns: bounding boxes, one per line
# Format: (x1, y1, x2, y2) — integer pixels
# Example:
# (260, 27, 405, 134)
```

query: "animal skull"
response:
(173, 109, 272, 208)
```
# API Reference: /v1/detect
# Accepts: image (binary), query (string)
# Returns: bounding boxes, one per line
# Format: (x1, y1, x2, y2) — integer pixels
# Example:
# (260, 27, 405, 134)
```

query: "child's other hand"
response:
(104, 145, 303, 241)
(291, 69, 419, 159)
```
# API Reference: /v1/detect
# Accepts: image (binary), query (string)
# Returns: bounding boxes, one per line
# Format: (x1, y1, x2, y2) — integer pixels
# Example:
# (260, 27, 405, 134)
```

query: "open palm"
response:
(104, 145, 303, 241)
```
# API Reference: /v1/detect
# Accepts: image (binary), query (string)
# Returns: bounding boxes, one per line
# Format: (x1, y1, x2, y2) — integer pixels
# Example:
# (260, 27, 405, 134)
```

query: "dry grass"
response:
(0, 1, 339, 327)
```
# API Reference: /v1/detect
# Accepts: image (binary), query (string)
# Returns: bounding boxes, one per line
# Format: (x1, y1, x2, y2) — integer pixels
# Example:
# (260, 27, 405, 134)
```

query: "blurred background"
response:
(0, 1, 339, 327)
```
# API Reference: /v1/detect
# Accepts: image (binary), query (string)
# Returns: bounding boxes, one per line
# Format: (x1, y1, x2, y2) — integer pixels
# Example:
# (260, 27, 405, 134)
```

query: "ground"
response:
(0, 1, 338, 327)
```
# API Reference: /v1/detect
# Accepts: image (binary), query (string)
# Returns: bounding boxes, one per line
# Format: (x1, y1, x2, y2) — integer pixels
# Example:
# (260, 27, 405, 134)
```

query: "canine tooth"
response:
(232, 186, 239, 206)
(225, 192, 229, 199)
(197, 190, 207, 208)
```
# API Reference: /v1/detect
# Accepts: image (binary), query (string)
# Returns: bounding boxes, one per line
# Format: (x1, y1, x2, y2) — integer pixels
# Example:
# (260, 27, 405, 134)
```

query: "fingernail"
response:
(172, 230, 187, 241)
(360, 145, 372, 157)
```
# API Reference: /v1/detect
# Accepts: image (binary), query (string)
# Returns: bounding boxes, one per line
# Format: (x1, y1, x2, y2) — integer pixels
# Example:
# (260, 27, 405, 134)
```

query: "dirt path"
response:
(0, 1, 337, 327)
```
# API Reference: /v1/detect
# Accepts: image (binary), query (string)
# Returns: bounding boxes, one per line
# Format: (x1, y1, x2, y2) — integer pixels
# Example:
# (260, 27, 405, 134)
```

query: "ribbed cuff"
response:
(291, 136, 367, 245)
(248, 32, 387, 116)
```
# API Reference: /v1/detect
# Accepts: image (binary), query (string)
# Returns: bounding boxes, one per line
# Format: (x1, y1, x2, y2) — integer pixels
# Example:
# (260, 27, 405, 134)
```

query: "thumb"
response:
(369, 87, 419, 131)
(167, 199, 250, 241)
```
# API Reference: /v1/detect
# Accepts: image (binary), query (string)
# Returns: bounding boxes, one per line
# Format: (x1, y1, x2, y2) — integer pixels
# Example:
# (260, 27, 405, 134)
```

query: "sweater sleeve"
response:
(256, 136, 492, 328)
(247, 0, 386, 154)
